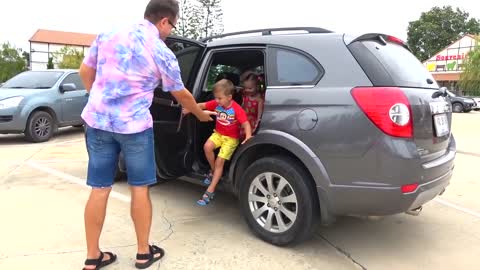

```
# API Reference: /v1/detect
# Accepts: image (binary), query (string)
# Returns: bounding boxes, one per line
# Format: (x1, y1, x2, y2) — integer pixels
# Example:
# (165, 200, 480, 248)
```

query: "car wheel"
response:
(73, 124, 84, 128)
(25, 111, 55, 143)
(452, 103, 463, 113)
(239, 155, 318, 246)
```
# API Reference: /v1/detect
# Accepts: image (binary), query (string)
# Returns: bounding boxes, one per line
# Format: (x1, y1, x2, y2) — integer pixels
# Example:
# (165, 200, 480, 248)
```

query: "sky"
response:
(0, 0, 479, 52)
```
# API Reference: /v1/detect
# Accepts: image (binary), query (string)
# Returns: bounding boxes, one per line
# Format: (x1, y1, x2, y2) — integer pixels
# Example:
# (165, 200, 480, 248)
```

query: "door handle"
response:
(65, 98, 73, 101)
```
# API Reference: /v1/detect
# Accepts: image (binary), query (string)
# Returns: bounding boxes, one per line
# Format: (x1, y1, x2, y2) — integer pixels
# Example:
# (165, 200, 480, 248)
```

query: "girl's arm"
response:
(256, 96, 264, 127)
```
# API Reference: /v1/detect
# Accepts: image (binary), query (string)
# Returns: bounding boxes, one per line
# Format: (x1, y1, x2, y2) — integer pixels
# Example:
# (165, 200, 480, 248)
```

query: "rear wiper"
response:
(432, 87, 448, 98)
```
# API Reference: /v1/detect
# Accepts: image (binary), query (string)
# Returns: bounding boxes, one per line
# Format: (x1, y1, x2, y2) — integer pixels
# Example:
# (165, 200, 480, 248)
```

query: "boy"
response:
(184, 79, 252, 206)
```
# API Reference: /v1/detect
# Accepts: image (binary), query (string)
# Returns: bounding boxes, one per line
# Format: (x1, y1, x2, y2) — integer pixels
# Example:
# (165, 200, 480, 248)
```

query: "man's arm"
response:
(171, 89, 212, 122)
(79, 63, 96, 93)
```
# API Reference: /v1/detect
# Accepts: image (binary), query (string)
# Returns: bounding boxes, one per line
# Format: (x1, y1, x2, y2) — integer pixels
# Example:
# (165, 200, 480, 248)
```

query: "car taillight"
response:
(387, 35, 405, 45)
(401, 183, 419, 194)
(351, 87, 413, 138)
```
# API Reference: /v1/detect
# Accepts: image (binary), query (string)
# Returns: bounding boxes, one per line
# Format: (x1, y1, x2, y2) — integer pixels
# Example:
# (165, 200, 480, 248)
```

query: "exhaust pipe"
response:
(405, 206, 423, 216)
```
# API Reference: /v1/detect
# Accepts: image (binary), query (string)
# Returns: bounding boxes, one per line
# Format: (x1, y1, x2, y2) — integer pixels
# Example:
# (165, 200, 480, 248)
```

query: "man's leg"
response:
(84, 188, 112, 267)
(130, 186, 161, 263)
(119, 128, 162, 264)
(83, 126, 119, 268)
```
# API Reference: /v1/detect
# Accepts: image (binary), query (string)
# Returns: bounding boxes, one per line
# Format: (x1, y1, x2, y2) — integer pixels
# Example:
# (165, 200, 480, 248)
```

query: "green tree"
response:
(54, 46, 84, 69)
(47, 57, 54, 69)
(198, 0, 224, 39)
(407, 6, 480, 62)
(0, 42, 27, 82)
(172, 0, 223, 40)
(173, 0, 202, 39)
(459, 38, 480, 95)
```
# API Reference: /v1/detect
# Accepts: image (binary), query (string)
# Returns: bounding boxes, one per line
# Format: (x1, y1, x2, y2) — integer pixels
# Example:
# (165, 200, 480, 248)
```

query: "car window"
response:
(61, 73, 85, 90)
(205, 64, 240, 91)
(268, 48, 322, 86)
(348, 40, 439, 89)
(1, 71, 63, 89)
(165, 40, 203, 87)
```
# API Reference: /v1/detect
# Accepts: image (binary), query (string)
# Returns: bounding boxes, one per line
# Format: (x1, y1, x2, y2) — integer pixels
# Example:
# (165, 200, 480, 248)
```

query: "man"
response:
(79, 0, 212, 269)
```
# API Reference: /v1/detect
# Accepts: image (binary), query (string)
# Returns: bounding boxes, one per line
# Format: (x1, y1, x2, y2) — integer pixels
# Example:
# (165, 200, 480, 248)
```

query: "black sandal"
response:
(82, 251, 117, 270)
(135, 245, 165, 269)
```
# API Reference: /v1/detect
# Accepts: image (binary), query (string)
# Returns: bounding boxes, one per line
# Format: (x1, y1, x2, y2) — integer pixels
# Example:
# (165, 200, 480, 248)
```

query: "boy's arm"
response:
(241, 121, 252, 144)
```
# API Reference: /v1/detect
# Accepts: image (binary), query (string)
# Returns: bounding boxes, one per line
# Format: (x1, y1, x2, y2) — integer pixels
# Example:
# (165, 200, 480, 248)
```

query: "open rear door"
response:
(150, 36, 206, 179)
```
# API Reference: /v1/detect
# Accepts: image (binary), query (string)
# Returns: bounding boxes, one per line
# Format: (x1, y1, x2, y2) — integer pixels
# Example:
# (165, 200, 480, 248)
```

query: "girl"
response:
(240, 72, 264, 133)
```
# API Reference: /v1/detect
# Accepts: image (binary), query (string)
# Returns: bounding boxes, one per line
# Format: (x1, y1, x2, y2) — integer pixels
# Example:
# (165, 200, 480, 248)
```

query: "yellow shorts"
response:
(208, 131, 239, 160)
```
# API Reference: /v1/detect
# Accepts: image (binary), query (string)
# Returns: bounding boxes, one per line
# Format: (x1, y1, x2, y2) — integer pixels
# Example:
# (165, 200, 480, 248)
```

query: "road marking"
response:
(457, 150, 480, 158)
(434, 198, 480, 219)
(25, 161, 131, 203)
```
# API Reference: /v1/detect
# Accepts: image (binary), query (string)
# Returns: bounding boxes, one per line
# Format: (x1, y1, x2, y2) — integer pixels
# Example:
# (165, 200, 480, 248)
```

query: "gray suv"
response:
(0, 70, 88, 142)
(121, 28, 456, 246)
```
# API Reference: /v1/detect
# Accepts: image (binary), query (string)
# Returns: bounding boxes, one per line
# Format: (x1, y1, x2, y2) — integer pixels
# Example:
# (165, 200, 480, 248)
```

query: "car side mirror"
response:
(60, 83, 77, 92)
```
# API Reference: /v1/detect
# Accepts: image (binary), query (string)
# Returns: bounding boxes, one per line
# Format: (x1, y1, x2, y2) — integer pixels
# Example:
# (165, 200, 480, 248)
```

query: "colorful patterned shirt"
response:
(81, 19, 184, 134)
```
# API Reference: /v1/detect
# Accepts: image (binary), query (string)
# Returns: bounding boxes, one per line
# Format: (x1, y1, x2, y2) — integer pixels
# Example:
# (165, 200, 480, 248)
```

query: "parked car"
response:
(446, 90, 476, 113)
(466, 96, 480, 111)
(115, 28, 455, 246)
(0, 70, 88, 142)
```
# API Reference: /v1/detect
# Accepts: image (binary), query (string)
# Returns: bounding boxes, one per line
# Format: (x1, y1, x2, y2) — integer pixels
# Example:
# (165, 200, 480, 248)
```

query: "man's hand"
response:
(182, 108, 190, 115)
(171, 89, 213, 122)
(197, 111, 214, 122)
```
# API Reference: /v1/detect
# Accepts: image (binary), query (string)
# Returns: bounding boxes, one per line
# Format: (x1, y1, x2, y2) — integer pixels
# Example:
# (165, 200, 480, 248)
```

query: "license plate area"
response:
(433, 114, 449, 137)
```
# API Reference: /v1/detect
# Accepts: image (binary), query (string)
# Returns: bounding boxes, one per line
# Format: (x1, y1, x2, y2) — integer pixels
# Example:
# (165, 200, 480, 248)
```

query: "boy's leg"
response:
(204, 139, 216, 173)
(84, 126, 120, 268)
(204, 132, 222, 174)
(207, 157, 226, 193)
(206, 136, 239, 193)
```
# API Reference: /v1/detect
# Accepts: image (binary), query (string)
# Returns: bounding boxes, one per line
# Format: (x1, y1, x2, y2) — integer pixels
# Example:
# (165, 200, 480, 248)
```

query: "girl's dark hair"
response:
(144, 0, 179, 24)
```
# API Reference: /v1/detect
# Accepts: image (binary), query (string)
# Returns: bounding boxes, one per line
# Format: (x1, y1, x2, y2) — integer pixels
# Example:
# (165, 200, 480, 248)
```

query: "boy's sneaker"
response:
(202, 174, 212, 186)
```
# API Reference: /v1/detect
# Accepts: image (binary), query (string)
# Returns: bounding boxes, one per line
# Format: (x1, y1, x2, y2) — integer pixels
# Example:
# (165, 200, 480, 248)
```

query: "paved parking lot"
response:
(1, 112, 479, 270)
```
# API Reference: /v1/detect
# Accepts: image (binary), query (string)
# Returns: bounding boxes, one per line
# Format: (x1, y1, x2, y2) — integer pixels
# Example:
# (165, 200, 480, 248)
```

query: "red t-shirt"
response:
(205, 100, 248, 139)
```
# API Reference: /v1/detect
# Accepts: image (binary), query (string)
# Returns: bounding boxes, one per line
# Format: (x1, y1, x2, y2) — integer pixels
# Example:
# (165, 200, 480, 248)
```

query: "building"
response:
(423, 34, 478, 93)
(29, 29, 97, 71)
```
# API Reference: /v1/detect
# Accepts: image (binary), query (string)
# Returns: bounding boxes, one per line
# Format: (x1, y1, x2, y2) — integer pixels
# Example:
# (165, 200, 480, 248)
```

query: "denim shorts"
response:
(85, 126, 157, 188)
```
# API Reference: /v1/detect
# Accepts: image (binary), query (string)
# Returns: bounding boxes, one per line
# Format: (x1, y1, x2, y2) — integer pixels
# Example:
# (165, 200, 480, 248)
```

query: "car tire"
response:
(239, 155, 319, 246)
(25, 111, 55, 143)
(452, 103, 463, 113)
(73, 124, 84, 128)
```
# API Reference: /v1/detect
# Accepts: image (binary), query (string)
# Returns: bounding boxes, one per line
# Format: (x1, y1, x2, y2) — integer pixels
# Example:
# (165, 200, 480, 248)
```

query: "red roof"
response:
(29, 29, 97, 47)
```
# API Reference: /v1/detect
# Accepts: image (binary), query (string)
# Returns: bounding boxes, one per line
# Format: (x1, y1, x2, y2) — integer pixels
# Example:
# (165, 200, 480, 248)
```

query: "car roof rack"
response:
(200, 27, 333, 42)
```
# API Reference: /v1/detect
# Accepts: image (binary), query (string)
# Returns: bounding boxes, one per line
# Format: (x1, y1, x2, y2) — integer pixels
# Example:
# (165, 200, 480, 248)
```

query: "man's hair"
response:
(213, 79, 235, 96)
(144, 0, 179, 24)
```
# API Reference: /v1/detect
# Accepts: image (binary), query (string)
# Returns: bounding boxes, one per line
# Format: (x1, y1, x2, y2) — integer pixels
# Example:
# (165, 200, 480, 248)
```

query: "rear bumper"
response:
(326, 168, 452, 216)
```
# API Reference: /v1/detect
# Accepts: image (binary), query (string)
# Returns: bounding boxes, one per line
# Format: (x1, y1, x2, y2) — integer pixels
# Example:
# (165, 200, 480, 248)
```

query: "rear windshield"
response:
(348, 40, 438, 89)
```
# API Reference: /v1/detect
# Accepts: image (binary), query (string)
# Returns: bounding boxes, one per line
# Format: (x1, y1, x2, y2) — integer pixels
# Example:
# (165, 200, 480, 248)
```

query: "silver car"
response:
(0, 70, 88, 142)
